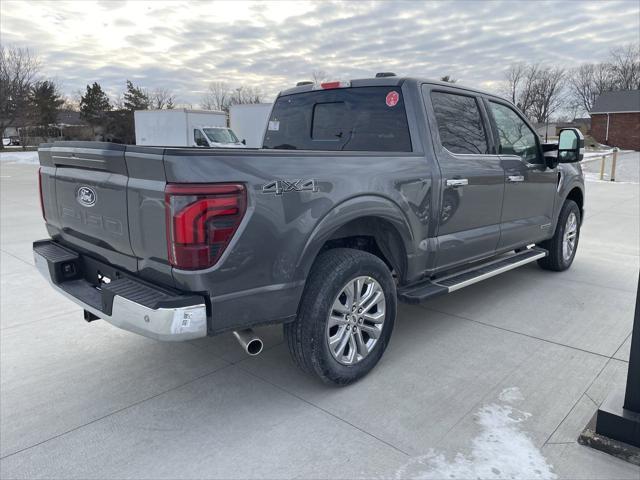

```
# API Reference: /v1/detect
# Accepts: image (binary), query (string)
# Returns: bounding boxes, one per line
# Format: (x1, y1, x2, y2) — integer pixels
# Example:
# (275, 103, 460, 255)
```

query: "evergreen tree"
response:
(30, 80, 64, 125)
(79, 82, 111, 125)
(123, 80, 150, 111)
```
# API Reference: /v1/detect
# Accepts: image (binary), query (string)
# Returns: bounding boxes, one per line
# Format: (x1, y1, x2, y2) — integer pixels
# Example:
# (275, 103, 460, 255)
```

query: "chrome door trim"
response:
(507, 175, 525, 182)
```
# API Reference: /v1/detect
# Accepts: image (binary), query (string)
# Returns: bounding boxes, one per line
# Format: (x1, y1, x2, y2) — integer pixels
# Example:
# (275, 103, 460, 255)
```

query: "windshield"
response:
(203, 128, 239, 144)
(263, 86, 411, 151)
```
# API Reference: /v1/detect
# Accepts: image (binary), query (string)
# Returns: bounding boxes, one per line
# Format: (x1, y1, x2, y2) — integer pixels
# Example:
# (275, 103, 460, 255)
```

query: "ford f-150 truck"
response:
(34, 75, 585, 384)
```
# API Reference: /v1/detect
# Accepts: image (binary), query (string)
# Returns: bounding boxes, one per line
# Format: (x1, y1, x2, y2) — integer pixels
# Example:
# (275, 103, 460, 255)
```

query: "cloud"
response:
(1, 0, 638, 106)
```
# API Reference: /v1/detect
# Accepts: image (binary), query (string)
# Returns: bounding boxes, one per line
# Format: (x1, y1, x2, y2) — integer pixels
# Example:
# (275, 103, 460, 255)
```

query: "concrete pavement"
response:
(1, 160, 638, 479)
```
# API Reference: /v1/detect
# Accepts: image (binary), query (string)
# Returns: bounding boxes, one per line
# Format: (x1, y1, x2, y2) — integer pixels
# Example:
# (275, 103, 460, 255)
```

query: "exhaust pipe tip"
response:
(233, 329, 264, 356)
(246, 338, 264, 356)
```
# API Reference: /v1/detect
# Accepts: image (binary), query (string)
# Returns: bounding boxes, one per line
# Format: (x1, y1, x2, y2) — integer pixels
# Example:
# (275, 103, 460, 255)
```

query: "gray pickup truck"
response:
(34, 75, 585, 384)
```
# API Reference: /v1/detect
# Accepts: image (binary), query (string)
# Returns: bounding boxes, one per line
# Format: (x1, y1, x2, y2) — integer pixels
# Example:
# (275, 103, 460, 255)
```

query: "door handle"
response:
(446, 179, 468, 187)
(507, 175, 525, 183)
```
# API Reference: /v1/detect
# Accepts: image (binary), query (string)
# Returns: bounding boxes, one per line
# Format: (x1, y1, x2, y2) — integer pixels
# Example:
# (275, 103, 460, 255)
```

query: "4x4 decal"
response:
(262, 179, 318, 195)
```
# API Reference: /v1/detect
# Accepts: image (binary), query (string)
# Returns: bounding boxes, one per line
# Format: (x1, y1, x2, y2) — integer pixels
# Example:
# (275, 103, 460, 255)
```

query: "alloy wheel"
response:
(326, 276, 386, 365)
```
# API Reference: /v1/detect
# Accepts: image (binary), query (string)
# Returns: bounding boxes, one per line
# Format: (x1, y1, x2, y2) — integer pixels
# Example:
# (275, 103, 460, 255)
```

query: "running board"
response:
(398, 247, 547, 304)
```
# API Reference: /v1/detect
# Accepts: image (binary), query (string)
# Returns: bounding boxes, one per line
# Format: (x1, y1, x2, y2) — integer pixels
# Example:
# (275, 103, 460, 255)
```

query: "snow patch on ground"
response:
(498, 386, 525, 403)
(0, 151, 39, 165)
(395, 388, 556, 480)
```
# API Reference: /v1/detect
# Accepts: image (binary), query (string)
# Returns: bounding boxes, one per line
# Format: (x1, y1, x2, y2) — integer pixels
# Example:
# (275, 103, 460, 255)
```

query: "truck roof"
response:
(278, 76, 505, 103)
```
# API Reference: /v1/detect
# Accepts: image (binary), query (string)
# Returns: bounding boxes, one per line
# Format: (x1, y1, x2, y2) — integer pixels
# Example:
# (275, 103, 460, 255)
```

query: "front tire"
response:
(284, 248, 396, 385)
(538, 199, 581, 271)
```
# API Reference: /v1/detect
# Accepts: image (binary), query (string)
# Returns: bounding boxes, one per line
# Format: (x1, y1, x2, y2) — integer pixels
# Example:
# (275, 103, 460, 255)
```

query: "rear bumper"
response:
(33, 240, 208, 341)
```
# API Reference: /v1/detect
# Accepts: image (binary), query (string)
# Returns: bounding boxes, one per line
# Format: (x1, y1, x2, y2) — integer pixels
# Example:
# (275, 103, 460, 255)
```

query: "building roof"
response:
(591, 90, 640, 114)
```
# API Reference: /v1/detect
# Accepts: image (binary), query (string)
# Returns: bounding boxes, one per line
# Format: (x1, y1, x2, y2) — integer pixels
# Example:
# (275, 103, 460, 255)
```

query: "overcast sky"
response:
(2, 0, 639, 105)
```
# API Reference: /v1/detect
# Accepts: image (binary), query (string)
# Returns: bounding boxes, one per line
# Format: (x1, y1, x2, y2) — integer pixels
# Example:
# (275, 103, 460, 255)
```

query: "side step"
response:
(398, 247, 547, 304)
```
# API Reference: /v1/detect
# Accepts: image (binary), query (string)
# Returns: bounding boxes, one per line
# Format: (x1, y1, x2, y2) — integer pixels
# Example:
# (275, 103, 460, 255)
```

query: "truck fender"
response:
(554, 179, 585, 230)
(294, 195, 415, 283)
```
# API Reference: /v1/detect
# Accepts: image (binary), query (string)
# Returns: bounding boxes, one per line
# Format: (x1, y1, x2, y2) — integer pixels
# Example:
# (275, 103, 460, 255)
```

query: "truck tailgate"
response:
(40, 142, 170, 283)
(53, 144, 134, 255)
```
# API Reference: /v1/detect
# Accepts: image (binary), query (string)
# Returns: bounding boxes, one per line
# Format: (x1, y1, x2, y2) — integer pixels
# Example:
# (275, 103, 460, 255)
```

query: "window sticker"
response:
(268, 120, 280, 131)
(386, 91, 399, 107)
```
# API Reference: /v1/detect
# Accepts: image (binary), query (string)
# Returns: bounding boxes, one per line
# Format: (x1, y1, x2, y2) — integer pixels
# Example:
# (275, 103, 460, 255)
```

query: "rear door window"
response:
(430, 91, 489, 155)
(263, 87, 412, 151)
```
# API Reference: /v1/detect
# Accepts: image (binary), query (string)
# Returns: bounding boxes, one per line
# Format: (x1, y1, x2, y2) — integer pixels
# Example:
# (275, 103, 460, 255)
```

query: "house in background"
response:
(1, 110, 93, 145)
(555, 117, 591, 136)
(590, 90, 640, 150)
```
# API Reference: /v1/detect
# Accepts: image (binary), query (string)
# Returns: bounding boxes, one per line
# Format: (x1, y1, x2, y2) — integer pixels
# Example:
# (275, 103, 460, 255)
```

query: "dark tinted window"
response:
(431, 91, 489, 154)
(489, 102, 540, 164)
(263, 87, 412, 151)
(312, 102, 348, 140)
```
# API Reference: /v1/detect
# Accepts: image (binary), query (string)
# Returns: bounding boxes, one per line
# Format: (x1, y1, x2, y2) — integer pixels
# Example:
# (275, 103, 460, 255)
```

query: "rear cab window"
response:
(263, 86, 412, 152)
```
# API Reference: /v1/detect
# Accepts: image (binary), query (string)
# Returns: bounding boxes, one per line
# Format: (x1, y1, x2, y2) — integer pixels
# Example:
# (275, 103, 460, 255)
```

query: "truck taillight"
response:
(165, 183, 246, 270)
(38, 167, 46, 220)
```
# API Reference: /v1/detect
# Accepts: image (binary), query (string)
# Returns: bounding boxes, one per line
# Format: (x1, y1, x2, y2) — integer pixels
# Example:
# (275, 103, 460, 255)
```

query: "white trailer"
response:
(134, 109, 244, 148)
(229, 103, 273, 148)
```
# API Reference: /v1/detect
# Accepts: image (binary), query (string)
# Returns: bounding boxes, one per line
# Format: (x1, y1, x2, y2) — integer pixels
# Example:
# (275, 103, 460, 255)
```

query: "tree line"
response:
(0, 46, 65, 147)
(0, 44, 264, 146)
(502, 43, 639, 124)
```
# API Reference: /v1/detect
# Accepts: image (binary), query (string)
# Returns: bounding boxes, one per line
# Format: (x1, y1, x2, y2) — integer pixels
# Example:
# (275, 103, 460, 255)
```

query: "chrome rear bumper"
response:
(33, 240, 207, 341)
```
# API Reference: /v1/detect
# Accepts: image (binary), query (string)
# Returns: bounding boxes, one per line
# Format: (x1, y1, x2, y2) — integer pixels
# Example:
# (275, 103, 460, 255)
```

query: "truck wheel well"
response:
(319, 217, 407, 283)
(566, 187, 584, 219)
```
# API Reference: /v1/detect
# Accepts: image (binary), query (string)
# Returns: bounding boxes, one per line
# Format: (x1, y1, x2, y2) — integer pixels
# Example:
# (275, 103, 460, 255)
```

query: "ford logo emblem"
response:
(76, 186, 97, 207)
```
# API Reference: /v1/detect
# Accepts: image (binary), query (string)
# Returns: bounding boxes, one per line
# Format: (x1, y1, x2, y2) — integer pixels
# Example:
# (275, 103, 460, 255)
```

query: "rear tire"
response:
(284, 248, 396, 385)
(537, 199, 581, 271)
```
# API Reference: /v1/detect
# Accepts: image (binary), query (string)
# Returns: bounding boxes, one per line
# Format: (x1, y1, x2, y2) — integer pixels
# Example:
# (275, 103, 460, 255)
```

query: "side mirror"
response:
(557, 128, 584, 163)
(242, 139, 246, 145)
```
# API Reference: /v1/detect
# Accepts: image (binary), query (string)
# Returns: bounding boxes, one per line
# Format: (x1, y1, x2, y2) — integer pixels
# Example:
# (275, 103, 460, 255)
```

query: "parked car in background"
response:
(229, 103, 273, 148)
(2, 136, 20, 146)
(134, 109, 244, 148)
(34, 75, 585, 385)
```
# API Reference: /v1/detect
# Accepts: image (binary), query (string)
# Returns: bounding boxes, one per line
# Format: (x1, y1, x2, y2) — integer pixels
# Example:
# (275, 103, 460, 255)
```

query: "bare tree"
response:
(503, 63, 540, 117)
(201, 82, 262, 112)
(529, 66, 566, 124)
(567, 44, 639, 116)
(311, 70, 329, 84)
(229, 86, 262, 106)
(440, 75, 457, 83)
(150, 87, 176, 110)
(0, 45, 40, 148)
(568, 63, 616, 114)
(503, 64, 526, 104)
(609, 43, 640, 90)
(112, 92, 125, 110)
(201, 81, 229, 111)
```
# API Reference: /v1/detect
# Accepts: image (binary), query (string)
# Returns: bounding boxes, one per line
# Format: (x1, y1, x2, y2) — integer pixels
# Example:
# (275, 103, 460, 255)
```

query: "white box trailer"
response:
(229, 103, 273, 148)
(134, 109, 244, 148)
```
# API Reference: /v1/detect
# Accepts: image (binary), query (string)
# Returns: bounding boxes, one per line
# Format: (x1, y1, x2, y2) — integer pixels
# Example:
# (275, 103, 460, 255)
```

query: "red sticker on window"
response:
(386, 91, 399, 107)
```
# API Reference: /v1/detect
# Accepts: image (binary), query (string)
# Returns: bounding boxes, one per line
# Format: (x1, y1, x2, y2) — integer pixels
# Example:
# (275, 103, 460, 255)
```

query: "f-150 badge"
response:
(262, 179, 318, 195)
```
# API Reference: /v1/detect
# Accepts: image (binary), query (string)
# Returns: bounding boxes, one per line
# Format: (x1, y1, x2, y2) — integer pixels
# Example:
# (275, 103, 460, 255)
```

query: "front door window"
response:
(489, 102, 540, 164)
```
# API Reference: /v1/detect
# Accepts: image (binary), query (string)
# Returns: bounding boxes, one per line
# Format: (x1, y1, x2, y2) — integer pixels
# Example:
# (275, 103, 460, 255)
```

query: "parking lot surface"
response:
(1, 160, 639, 479)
